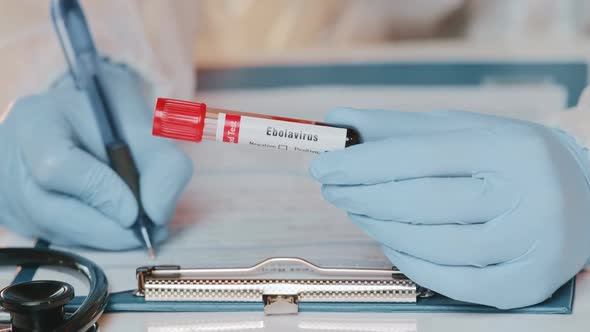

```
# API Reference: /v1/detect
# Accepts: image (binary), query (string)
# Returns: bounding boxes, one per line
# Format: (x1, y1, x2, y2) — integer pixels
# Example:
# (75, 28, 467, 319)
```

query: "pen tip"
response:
(148, 248, 156, 260)
(139, 225, 156, 259)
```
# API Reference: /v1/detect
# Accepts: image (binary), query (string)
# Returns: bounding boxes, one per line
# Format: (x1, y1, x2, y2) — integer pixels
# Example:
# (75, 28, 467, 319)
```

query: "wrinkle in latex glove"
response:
(0, 60, 193, 250)
(310, 108, 590, 309)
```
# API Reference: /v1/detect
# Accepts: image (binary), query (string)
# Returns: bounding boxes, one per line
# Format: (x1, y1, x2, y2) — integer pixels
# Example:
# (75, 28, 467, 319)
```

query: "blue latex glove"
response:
(310, 108, 590, 309)
(0, 60, 193, 250)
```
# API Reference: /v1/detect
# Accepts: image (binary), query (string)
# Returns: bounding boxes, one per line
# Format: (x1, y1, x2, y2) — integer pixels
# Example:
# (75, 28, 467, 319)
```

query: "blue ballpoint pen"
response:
(50, 0, 156, 258)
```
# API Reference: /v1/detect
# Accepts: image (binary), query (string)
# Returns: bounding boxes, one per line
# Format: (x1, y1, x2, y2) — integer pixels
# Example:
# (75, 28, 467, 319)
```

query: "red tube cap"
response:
(152, 98, 207, 142)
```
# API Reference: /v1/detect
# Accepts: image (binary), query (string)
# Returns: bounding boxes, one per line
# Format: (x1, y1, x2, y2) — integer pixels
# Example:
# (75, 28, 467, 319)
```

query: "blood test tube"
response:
(152, 98, 360, 154)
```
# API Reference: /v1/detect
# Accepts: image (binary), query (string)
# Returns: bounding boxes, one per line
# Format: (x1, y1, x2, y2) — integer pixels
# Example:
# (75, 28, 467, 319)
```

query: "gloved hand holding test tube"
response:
(153, 99, 590, 309)
(152, 98, 360, 153)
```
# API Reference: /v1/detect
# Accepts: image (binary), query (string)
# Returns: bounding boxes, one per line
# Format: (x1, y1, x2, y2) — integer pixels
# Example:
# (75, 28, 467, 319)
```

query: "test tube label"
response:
(215, 113, 347, 153)
(222, 114, 241, 143)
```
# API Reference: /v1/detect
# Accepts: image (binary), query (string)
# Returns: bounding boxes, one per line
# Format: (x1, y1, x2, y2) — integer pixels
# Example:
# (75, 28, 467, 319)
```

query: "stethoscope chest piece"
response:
(0, 280, 75, 332)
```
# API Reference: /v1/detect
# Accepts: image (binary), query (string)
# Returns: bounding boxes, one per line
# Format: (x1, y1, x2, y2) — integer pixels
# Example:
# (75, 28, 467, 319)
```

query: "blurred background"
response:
(2, 0, 590, 113)
(195, 0, 590, 66)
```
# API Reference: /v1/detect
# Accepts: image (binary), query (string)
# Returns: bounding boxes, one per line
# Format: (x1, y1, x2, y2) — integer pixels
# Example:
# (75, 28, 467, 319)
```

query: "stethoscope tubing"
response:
(0, 248, 108, 332)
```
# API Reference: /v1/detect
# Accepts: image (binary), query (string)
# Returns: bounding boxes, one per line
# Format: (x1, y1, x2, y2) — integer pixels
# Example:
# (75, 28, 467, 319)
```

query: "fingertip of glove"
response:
(93, 169, 140, 228)
(308, 159, 323, 181)
(116, 196, 140, 228)
(309, 150, 353, 184)
(319, 184, 332, 199)
(140, 151, 194, 226)
(347, 213, 373, 229)
(309, 154, 333, 182)
(319, 185, 346, 206)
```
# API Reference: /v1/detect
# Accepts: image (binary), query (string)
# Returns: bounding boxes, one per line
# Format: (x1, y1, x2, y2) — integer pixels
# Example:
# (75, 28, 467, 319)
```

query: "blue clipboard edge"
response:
(63, 278, 574, 314)
(196, 61, 588, 108)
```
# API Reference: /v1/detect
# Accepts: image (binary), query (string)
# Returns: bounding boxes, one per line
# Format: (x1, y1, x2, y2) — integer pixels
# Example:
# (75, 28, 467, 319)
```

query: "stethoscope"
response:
(0, 248, 108, 332)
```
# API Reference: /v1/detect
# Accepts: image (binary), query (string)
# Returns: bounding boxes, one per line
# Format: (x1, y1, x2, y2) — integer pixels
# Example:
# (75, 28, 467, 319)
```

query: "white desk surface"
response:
(99, 270, 590, 332)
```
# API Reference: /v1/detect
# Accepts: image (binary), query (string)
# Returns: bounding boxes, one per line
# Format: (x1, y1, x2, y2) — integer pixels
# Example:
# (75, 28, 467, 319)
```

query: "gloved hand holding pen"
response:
(0, 60, 193, 250)
(310, 108, 590, 309)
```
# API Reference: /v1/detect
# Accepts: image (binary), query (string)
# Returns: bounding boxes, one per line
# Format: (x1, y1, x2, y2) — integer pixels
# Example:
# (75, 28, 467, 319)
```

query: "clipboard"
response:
(17, 239, 576, 315)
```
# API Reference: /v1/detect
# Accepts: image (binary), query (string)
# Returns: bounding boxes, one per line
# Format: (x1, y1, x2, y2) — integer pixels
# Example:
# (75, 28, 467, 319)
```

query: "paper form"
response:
(38, 84, 566, 294)
(46, 161, 392, 294)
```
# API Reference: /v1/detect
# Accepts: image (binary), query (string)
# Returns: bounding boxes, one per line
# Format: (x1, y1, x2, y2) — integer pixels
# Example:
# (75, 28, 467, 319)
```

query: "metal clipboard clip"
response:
(135, 257, 432, 315)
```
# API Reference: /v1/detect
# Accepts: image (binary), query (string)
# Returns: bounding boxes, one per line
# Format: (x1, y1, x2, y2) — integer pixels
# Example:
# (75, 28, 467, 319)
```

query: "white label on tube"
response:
(215, 113, 347, 153)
